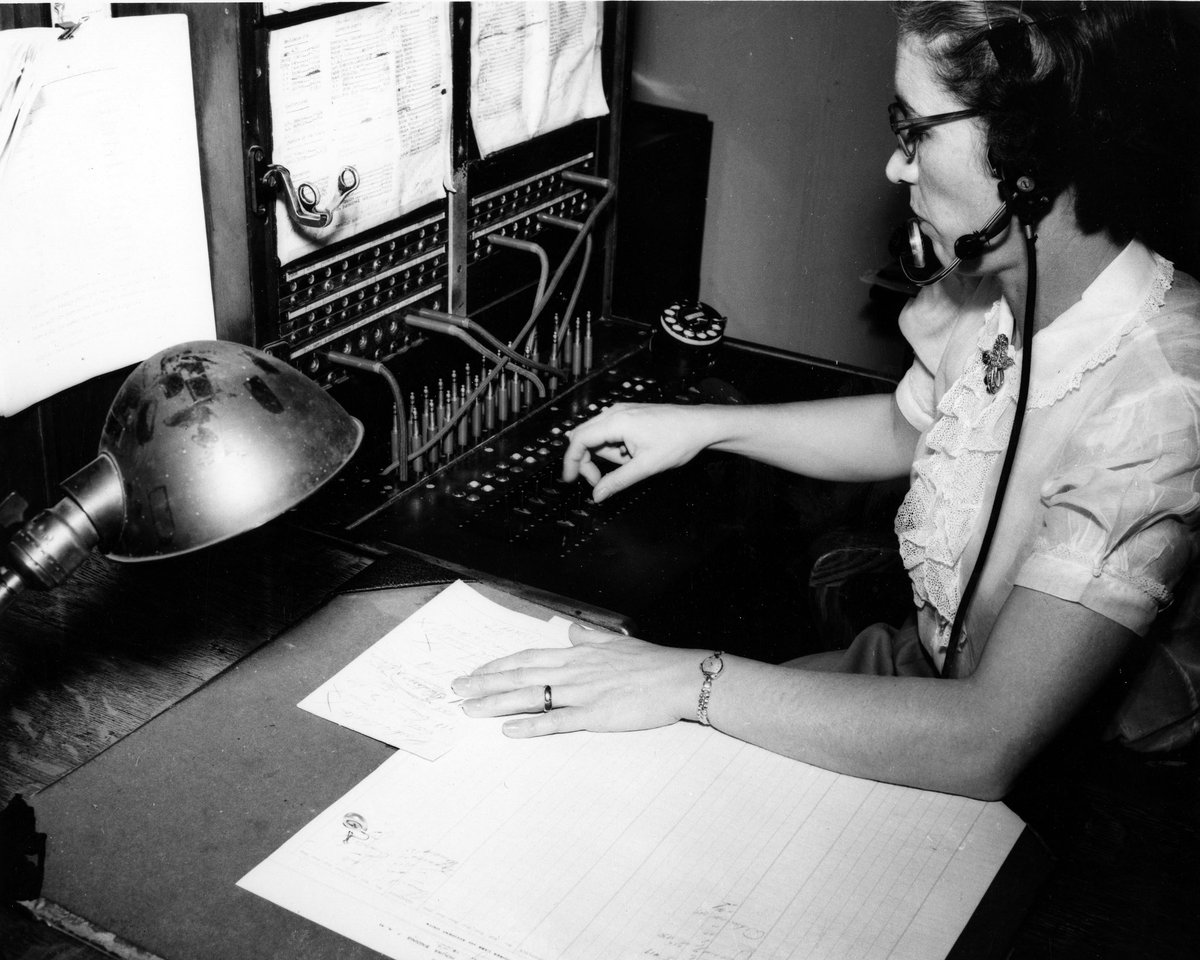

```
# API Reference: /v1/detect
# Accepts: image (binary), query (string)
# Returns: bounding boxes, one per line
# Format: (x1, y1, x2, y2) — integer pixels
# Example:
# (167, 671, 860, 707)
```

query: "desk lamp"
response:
(0, 340, 363, 616)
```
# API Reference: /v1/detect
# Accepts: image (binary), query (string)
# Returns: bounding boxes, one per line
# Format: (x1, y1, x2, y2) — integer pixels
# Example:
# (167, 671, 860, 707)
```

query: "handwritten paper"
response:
(240, 715, 1026, 960)
(470, 1, 609, 157)
(0, 15, 216, 416)
(298, 580, 572, 760)
(267, 3, 452, 265)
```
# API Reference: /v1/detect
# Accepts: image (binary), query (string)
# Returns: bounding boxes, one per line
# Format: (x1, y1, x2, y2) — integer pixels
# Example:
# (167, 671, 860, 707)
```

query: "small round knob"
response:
(297, 182, 319, 209)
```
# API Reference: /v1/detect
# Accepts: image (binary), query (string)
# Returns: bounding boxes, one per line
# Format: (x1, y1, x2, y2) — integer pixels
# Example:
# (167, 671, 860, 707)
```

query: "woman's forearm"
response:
(562, 391, 918, 502)
(705, 392, 919, 482)
(696, 589, 1136, 800)
(701, 661, 1005, 798)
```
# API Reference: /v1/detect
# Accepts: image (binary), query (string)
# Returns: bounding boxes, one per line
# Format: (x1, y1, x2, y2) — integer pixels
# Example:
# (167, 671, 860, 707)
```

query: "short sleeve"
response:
(894, 274, 992, 432)
(894, 352, 937, 432)
(1015, 370, 1200, 635)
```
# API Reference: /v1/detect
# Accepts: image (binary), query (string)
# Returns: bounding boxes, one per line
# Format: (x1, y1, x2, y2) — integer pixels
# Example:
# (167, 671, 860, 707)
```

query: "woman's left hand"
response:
(451, 625, 701, 737)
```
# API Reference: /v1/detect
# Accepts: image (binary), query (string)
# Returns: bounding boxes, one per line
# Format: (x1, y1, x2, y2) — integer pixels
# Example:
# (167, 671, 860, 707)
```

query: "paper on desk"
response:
(470, 1, 608, 157)
(298, 580, 572, 760)
(240, 716, 1027, 960)
(267, 3, 452, 265)
(0, 15, 216, 416)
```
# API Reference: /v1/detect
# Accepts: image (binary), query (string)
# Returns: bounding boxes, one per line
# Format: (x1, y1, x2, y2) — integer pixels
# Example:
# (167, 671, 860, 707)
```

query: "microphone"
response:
(892, 201, 1011, 287)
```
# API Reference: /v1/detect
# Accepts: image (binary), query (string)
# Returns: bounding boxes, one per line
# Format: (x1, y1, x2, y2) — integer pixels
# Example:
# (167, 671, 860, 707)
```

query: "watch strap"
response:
(697, 651, 724, 726)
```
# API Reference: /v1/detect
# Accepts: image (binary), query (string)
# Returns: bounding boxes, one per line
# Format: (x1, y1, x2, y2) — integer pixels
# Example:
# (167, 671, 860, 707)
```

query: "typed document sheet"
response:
(0, 15, 215, 415)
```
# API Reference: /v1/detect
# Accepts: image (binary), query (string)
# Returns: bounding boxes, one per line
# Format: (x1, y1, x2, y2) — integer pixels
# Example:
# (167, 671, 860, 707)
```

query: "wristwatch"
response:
(697, 651, 724, 726)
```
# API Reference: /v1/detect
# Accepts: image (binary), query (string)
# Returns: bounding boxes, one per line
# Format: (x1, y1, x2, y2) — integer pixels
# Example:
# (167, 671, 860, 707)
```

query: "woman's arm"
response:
(702, 588, 1135, 798)
(563, 392, 919, 502)
(453, 587, 1136, 800)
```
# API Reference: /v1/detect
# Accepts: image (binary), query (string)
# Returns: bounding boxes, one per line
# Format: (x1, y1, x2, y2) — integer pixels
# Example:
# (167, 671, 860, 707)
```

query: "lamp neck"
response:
(0, 455, 124, 615)
(60, 454, 125, 540)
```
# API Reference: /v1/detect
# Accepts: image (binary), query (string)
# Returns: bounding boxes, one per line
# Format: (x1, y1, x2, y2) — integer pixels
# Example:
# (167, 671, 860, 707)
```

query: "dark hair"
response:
(894, 1, 1200, 275)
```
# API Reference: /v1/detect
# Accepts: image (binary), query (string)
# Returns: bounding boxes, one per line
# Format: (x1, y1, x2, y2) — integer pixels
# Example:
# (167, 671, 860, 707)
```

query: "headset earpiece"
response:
(998, 167, 1054, 224)
(985, 149, 1054, 226)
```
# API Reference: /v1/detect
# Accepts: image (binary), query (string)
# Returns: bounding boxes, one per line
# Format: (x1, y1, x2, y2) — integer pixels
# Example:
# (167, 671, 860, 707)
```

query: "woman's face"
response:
(887, 35, 1017, 274)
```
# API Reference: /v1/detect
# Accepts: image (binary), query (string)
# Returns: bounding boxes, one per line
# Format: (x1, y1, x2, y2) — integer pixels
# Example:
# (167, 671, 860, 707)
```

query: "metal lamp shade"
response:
(100, 341, 362, 560)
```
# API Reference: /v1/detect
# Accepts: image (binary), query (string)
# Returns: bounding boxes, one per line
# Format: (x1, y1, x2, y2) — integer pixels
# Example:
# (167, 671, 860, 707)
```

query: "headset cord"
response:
(940, 223, 1038, 678)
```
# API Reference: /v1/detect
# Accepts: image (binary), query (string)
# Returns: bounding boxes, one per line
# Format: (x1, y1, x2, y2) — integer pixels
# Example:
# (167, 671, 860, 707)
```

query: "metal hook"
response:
(260, 163, 360, 229)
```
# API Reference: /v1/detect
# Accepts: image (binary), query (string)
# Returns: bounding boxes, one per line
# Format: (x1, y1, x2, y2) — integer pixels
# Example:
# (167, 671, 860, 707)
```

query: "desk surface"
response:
(2, 519, 1199, 960)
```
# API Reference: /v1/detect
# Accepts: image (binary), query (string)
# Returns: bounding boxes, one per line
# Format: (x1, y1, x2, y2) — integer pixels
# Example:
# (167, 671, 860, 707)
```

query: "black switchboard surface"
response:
(296, 322, 905, 662)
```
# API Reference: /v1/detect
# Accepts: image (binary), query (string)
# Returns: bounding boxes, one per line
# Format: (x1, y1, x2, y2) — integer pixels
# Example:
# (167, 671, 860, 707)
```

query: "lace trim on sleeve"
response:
(1028, 254, 1173, 409)
(1030, 541, 1174, 606)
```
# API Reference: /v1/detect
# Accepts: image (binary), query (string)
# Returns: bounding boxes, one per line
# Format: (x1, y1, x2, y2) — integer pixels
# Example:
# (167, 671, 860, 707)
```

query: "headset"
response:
(889, 14, 1058, 677)
(893, 157, 1054, 288)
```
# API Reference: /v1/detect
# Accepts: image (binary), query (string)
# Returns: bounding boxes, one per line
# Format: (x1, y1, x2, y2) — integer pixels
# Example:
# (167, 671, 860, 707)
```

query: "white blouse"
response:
(892, 241, 1200, 749)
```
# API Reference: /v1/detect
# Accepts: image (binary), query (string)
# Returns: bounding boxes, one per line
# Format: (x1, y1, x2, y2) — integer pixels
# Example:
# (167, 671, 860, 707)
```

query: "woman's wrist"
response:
(693, 403, 749, 454)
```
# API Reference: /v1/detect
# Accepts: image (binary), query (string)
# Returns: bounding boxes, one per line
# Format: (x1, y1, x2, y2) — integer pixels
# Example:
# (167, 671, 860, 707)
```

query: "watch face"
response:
(701, 653, 724, 678)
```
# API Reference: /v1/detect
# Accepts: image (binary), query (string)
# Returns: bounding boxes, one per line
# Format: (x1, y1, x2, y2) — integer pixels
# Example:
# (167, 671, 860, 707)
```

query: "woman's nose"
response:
(886, 146, 915, 185)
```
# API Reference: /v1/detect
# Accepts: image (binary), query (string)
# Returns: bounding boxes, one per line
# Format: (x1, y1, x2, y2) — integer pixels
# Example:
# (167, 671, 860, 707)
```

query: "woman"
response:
(452, 2, 1200, 800)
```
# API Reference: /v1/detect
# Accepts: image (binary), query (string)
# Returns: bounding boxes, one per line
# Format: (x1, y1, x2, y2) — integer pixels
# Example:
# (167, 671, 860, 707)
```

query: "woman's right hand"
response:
(562, 402, 719, 502)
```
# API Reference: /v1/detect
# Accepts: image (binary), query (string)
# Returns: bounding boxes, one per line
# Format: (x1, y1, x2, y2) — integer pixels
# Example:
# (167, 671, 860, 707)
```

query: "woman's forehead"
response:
(894, 35, 966, 114)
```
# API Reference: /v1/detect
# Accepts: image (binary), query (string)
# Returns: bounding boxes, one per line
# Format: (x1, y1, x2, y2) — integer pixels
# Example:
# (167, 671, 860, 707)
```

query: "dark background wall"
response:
(628, 1, 910, 375)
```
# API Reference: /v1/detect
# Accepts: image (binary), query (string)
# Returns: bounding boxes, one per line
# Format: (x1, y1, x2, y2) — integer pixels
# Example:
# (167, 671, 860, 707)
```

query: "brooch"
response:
(981, 334, 1015, 395)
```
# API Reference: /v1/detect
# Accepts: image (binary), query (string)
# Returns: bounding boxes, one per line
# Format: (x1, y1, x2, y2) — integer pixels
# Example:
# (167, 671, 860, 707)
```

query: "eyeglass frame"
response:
(888, 101, 980, 161)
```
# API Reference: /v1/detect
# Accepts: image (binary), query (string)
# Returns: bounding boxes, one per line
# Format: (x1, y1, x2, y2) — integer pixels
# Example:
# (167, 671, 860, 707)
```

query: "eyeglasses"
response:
(888, 102, 979, 161)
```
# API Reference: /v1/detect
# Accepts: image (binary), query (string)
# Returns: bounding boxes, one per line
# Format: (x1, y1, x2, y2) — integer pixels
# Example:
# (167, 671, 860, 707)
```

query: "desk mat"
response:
(27, 583, 555, 960)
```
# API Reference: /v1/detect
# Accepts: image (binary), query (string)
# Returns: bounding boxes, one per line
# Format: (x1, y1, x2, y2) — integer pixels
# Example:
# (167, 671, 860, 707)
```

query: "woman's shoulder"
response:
(1136, 262, 1200, 371)
(1161, 265, 1200, 319)
(1083, 254, 1200, 373)
(1071, 268, 1200, 441)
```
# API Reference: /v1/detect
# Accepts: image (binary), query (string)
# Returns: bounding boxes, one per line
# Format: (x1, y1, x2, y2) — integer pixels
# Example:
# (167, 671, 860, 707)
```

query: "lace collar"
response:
(994, 241, 1173, 408)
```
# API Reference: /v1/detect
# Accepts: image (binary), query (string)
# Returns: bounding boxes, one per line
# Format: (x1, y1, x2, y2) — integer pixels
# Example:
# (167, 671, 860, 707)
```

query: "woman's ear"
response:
(986, 148, 1003, 180)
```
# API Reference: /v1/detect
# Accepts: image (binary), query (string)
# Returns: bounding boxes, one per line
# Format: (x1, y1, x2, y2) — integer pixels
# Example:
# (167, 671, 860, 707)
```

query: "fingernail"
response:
(451, 677, 469, 694)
